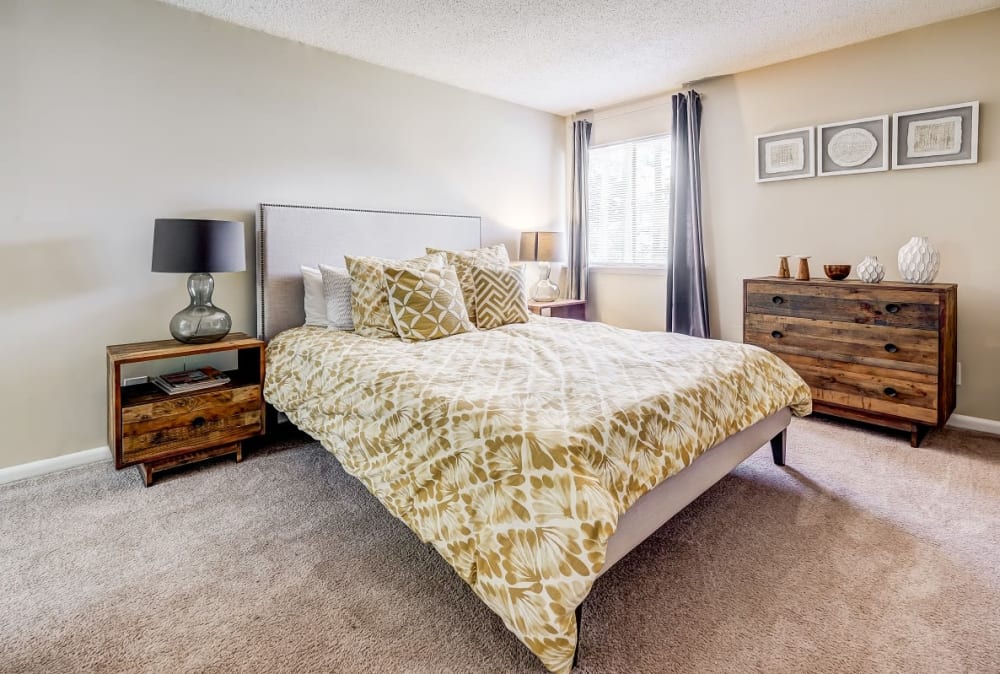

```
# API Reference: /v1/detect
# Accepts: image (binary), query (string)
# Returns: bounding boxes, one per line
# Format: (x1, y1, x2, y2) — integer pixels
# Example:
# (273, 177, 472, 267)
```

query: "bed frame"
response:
(256, 203, 791, 668)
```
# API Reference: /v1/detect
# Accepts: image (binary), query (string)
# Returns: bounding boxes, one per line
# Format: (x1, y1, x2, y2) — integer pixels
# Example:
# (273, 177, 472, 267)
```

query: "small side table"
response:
(528, 299, 587, 320)
(106, 333, 266, 486)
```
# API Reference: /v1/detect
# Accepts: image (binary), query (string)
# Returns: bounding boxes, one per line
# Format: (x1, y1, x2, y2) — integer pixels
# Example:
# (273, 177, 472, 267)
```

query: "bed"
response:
(256, 203, 812, 673)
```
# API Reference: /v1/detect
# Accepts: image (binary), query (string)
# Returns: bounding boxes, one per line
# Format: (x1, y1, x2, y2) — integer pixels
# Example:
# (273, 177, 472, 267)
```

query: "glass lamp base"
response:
(531, 279, 560, 302)
(531, 261, 561, 301)
(169, 272, 232, 344)
(170, 306, 232, 343)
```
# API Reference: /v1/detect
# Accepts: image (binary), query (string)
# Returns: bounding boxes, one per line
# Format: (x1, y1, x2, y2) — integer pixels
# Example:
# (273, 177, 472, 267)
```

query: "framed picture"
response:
(755, 127, 815, 182)
(817, 115, 889, 176)
(892, 101, 979, 170)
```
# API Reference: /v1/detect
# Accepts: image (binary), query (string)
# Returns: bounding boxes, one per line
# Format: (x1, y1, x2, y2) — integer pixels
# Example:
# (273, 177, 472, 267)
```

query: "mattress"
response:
(264, 317, 812, 672)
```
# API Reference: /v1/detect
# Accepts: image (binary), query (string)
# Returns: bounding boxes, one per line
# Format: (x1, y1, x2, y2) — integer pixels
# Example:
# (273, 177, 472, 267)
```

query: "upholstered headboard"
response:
(256, 203, 482, 340)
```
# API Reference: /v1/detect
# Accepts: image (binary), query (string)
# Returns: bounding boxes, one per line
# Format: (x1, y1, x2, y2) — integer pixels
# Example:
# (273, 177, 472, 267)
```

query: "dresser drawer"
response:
(121, 385, 262, 464)
(774, 353, 938, 423)
(744, 314, 938, 374)
(746, 281, 941, 330)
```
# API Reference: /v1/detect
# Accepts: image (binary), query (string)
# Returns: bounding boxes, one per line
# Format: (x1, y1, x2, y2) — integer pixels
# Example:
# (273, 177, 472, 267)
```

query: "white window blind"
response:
(587, 135, 671, 267)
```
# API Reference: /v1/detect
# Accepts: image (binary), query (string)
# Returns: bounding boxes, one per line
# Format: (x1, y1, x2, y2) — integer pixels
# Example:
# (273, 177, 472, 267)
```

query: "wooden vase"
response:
(795, 256, 811, 281)
(777, 256, 791, 279)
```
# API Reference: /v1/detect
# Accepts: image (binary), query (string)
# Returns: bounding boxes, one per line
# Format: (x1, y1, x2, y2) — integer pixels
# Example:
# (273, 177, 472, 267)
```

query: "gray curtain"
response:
(567, 117, 592, 301)
(666, 90, 710, 338)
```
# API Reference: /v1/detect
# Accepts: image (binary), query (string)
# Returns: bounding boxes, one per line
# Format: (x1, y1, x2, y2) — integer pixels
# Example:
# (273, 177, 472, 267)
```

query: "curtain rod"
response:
(590, 131, 669, 149)
(593, 101, 668, 121)
(590, 90, 703, 122)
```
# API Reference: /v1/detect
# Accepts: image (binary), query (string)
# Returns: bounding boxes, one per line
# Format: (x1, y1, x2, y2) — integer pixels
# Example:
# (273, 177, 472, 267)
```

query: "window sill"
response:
(589, 265, 667, 276)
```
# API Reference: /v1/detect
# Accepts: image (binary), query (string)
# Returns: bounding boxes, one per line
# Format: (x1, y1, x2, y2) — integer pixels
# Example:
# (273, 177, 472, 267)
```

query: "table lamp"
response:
(152, 218, 246, 343)
(519, 231, 565, 302)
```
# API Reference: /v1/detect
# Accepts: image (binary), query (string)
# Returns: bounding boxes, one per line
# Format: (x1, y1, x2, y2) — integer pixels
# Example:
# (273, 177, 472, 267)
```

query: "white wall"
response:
(0, 0, 566, 469)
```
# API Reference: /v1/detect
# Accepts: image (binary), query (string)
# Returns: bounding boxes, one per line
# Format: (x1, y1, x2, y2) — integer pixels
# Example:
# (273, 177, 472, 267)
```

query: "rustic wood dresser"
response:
(743, 277, 957, 447)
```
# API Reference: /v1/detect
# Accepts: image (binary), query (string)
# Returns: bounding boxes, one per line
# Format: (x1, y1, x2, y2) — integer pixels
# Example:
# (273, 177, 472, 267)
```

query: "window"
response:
(587, 135, 671, 267)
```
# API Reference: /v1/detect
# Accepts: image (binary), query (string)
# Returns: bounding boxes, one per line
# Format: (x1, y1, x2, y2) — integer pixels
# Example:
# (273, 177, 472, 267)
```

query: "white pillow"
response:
(301, 266, 328, 326)
(318, 264, 355, 331)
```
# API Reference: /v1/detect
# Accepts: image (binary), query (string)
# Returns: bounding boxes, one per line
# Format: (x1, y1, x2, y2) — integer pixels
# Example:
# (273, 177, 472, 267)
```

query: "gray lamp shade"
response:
(151, 219, 247, 273)
(518, 231, 565, 262)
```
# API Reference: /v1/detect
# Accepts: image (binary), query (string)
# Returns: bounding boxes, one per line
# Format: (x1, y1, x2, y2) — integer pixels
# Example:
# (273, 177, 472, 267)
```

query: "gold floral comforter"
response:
(265, 318, 811, 672)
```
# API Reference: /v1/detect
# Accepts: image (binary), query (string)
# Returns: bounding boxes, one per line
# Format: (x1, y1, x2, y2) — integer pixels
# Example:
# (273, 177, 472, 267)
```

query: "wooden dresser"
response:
(743, 277, 957, 446)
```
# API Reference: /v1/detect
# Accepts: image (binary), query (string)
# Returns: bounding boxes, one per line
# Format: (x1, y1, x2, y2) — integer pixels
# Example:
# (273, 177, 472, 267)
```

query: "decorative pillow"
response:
(472, 264, 530, 330)
(317, 264, 355, 331)
(426, 244, 510, 325)
(301, 266, 328, 327)
(345, 252, 446, 338)
(384, 265, 474, 341)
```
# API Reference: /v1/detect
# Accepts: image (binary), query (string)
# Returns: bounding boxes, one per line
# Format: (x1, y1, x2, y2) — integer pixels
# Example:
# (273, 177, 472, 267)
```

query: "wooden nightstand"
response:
(528, 299, 587, 320)
(106, 333, 266, 486)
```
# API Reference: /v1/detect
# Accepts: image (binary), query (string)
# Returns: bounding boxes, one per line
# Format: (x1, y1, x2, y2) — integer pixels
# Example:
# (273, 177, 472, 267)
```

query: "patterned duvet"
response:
(264, 317, 812, 672)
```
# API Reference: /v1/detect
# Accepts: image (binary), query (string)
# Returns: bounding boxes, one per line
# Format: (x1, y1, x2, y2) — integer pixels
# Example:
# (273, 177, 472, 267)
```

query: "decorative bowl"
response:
(823, 264, 851, 280)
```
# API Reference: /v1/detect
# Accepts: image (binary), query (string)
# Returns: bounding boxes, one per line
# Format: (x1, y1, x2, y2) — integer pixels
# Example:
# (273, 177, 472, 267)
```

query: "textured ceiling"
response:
(157, 0, 1000, 114)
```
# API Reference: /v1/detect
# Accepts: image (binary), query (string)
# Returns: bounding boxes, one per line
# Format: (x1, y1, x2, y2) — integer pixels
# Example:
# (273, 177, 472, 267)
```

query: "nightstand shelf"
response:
(119, 370, 257, 406)
(107, 333, 266, 486)
(527, 299, 587, 320)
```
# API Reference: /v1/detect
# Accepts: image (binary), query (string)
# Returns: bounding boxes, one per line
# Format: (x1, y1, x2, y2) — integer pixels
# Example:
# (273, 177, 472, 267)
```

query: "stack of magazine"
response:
(152, 367, 230, 395)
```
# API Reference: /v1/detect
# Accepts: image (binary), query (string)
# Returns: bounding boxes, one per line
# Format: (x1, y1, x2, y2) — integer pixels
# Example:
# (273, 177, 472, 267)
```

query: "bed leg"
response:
(770, 429, 787, 466)
(572, 603, 583, 669)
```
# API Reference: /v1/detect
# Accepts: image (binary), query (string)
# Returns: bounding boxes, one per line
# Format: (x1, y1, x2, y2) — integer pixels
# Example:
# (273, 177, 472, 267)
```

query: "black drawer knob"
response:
(884, 387, 898, 398)
(192, 416, 206, 428)
(771, 330, 783, 339)
(772, 296, 784, 305)
(884, 343, 899, 353)
(886, 303, 900, 314)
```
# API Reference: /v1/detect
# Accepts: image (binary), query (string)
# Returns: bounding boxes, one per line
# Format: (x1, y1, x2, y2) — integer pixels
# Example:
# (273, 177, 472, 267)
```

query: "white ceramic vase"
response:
(856, 255, 885, 283)
(897, 236, 940, 284)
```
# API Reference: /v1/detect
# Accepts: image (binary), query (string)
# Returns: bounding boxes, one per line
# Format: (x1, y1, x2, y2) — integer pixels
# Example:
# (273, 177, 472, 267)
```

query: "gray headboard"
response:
(256, 203, 482, 340)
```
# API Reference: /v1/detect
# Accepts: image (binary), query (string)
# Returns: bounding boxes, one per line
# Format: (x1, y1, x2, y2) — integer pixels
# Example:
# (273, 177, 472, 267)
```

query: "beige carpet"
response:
(2, 417, 998, 673)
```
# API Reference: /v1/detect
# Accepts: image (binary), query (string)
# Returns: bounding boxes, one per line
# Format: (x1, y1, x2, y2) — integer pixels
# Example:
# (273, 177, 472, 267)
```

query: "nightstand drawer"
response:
(121, 385, 262, 464)
(527, 300, 587, 320)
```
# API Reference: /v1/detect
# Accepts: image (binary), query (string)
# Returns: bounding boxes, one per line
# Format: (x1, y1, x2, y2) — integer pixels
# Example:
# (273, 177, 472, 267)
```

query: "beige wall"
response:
(0, 0, 566, 469)
(591, 10, 1000, 420)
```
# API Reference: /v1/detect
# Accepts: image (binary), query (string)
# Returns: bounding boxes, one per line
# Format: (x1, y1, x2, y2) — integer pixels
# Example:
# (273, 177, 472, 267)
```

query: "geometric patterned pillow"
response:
(426, 244, 510, 325)
(471, 264, 530, 330)
(384, 265, 475, 342)
(345, 252, 446, 338)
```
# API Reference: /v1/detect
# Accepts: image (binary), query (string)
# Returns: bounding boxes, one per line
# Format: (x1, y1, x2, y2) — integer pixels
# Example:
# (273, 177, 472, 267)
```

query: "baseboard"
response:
(2, 415, 994, 486)
(0, 446, 112, 486)
(947, 414, 1000, 436)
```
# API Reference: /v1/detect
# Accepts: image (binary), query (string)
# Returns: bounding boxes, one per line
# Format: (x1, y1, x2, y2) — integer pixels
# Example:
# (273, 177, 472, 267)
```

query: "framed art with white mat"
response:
(817, 115, 889, 177)
(892, 101, 979, 170)
(755, 126, 815, 182)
